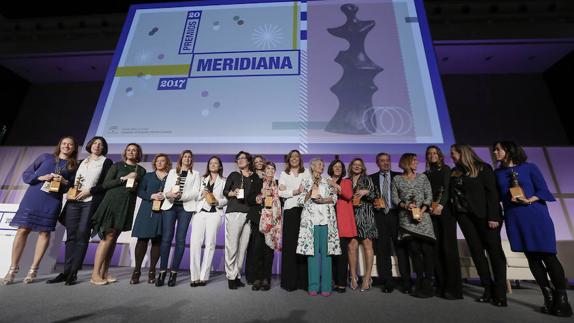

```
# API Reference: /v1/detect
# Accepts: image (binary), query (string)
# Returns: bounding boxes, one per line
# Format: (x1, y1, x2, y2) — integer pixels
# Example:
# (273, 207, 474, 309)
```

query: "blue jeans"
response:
(160, 205, 193, 271)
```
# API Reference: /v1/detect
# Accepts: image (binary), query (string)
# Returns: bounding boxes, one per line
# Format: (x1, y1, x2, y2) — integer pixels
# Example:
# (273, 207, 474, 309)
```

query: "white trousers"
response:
(189, 210, 222, 281)
(224, 212, 251, 280)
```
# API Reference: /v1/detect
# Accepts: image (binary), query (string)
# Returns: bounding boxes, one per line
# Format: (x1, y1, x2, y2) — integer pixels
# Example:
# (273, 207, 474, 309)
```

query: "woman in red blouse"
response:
(328, 159, 357, 292)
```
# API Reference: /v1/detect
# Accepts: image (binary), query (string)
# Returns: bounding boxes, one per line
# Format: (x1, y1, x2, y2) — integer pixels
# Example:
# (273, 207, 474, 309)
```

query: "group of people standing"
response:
(0, 136, 571, 317)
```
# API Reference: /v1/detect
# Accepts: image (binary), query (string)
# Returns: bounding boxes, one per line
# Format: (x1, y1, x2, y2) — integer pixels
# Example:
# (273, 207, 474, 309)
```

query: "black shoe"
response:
(155, 271, 167, 287)
(382, 284, 394, 293)
(552, 290, 573, 317)
(540, 286, 554, 314)
(167, 272, 177, 287)
(64, 273, 77, 286)
(46, 273, 67, 284)
(261, 279, 271, 291)
(476, 285, 493, 303)
(443, 292, 463, 300)
(335, 286, 346, 293)
(129, 270, 141, 285)
(252, 280, 262, 291)
(148, 271, 156, 284)
(190, 281, 198, 287)
(197, 281, 207, 287)
(400, 282, 412, 294)
(235, 278, 245, 288)
(228, 279, 237, 290)
(492, 297, 508, 307)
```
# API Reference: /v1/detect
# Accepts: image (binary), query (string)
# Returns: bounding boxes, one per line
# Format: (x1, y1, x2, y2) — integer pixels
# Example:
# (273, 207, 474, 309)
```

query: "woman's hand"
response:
(488, 221, 500, 229)
(228, 188, 239, 198)
(256, 194, 263, 205)
(515, 196, 531, 205)
(431, 204, 443, 215)
(38, 173, 54, 182)
(75, 190, 92, 200)
(151, 192, 164, 201)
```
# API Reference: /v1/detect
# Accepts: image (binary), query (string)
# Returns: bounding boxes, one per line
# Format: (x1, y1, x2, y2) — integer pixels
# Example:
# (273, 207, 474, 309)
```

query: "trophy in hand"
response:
(67, 174, 85, 199)
(431, 186, 444, 213)
(126, 165, 139, 191)
(49, 172, 63, 192)
(509, 170, 526, 202)
(264, 186, 273, 208)
(205, 183, 217, 206)
(410, 195, 422, 222)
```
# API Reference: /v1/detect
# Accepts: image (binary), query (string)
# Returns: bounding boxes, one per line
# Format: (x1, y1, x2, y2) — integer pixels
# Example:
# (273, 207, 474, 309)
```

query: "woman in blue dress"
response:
(130, 153, 171, 284)
(493, 141, 572, 317)
(1, 136, 78, 284)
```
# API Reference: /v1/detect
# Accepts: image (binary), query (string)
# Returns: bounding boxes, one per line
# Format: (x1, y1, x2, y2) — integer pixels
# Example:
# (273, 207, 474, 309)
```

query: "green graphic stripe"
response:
(292, 1, 298, 49)
(115, 64, 190, 77)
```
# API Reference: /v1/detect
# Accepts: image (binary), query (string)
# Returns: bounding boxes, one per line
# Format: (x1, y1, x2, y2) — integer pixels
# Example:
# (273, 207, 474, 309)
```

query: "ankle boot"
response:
(148, 270, 156, 284)
(552, 289, 573, 317)
(167, 272, 177, 287)
(477, 283, 493, 303)
(130, 270, 141, 285)
(540, 286, 554, 314)
(155, 271, 167, 287)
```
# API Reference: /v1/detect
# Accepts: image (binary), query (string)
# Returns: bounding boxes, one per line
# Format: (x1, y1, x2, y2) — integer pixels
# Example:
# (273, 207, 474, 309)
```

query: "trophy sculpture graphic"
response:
(326, 3, 383, 134)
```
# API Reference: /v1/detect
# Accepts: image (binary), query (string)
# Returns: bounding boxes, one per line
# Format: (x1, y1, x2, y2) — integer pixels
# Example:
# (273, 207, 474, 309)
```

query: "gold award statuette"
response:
(411, 207, 422, 221)
(431, 201, 439, 212)
(352, 195, 361, 207)
(152, 199, 162, 212)
(374, 197, 386, 209)
(171, 185, 180, 194)
(509, 170, 525, 202)
(126, 177, 137, 190)
(311, 185, 320, 199)
(264, 194, 273, 208)
(49, 179, 61, 192)
(431, 186, 444, 212)
(205, 192, 217, 205)
(67, 174, 84, 199)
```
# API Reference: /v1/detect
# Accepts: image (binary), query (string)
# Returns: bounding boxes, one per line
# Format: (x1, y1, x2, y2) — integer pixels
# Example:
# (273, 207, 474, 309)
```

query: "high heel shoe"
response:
(360, 278, 373, 292)
(349, 276, 359, 290)
(23, 268, 38, 284)
(129, 270, 141, 285)
(148, 271, 156, 284)
(0, 266, 19, 285)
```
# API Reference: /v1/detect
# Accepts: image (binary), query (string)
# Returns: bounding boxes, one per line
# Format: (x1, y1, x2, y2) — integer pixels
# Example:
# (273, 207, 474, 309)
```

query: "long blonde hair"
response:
(451, 144, 485, 177)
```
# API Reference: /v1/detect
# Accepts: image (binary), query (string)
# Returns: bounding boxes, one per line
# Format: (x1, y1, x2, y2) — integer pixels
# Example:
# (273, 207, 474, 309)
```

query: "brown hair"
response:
(53, 136, 78, 172)
(451, 144, 485, 178)
(151, 153, 172, 171)
(122, 143, 143, 163)
(253, 155, 266, 171)
(176, 149, 193, 174)
(284, 150, 305, 174)
(203, 156, 223, 178)
(347, 158, 367, 178)
(85, 136, 108, 156)
(425, 145, 445, 170)
(398, 153, 417, 172)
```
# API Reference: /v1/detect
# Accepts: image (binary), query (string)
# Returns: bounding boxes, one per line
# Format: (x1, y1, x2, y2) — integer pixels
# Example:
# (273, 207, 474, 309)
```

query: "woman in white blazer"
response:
(156, 150, 201, 287)
(189, 156, 228, 287)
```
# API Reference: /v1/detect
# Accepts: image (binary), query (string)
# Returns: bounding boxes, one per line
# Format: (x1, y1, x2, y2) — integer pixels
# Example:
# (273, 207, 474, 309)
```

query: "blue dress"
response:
(494, 162, 557, 253)
(10, 153, 73, 232)
(131, 172, 165, 238)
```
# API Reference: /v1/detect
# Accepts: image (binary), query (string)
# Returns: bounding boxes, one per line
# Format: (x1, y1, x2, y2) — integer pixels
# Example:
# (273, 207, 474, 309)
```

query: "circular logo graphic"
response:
(361, 106, 413, 135)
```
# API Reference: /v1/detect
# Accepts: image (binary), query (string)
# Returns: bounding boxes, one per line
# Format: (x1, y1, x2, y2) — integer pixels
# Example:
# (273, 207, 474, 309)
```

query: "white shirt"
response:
(307, 178, 335, 226)
(278, 168, 310, 210)
(73, 155, 106, 202)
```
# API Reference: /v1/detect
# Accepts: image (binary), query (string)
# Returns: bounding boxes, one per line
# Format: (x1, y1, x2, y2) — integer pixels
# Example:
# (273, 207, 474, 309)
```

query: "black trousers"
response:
(332, 237, 350, 287)
(374, 209, 411, 287)
(407, 238, 434, 280)
(431, 210, 463, 298)
(457, 213, 507, 298)
(245, 226, 256, 283)
(63, 201, 93, 274)
(280, 207, 308, 290)
(250, 222, 274, 282)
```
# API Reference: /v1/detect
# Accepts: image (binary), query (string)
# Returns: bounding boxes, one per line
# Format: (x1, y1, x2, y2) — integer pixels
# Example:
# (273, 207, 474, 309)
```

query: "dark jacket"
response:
(450, 163, 501, 221)
(370, 170, 401, 211)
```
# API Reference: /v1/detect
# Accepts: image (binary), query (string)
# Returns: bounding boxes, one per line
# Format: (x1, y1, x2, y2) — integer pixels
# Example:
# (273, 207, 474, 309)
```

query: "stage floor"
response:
(1, 267, 572, 323)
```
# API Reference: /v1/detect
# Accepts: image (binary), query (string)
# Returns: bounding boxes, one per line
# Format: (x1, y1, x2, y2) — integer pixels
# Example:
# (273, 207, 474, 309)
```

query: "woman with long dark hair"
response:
(493, 141, 571, 317)
(450, 144, 507, 306)
(1, 136, 77, 284)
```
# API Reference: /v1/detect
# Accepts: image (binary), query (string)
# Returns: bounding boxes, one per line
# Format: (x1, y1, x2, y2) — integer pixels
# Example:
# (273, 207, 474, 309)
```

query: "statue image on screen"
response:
(325, 3, 383, 134)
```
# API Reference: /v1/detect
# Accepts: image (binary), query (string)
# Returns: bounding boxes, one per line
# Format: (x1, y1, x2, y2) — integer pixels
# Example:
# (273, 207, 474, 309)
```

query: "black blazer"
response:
(370, 170, 400, 209)
(59, 157, 114, 224)
(450, 163, 501, 222)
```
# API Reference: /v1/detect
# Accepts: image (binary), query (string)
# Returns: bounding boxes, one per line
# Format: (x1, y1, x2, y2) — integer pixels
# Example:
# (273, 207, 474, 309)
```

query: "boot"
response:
(552, 290, 573, 317)
(540, 286, 554, 314)
(148, 270, 156, 284)
(252, 280, 262, 291)
(228, 279, 237, 290)
(167, 272, 177, 287)
(155, 271, 167, 287)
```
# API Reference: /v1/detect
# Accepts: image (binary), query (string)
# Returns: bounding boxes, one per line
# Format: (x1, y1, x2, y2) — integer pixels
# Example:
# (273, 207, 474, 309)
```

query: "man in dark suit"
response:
(370, 152, 411, 293)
